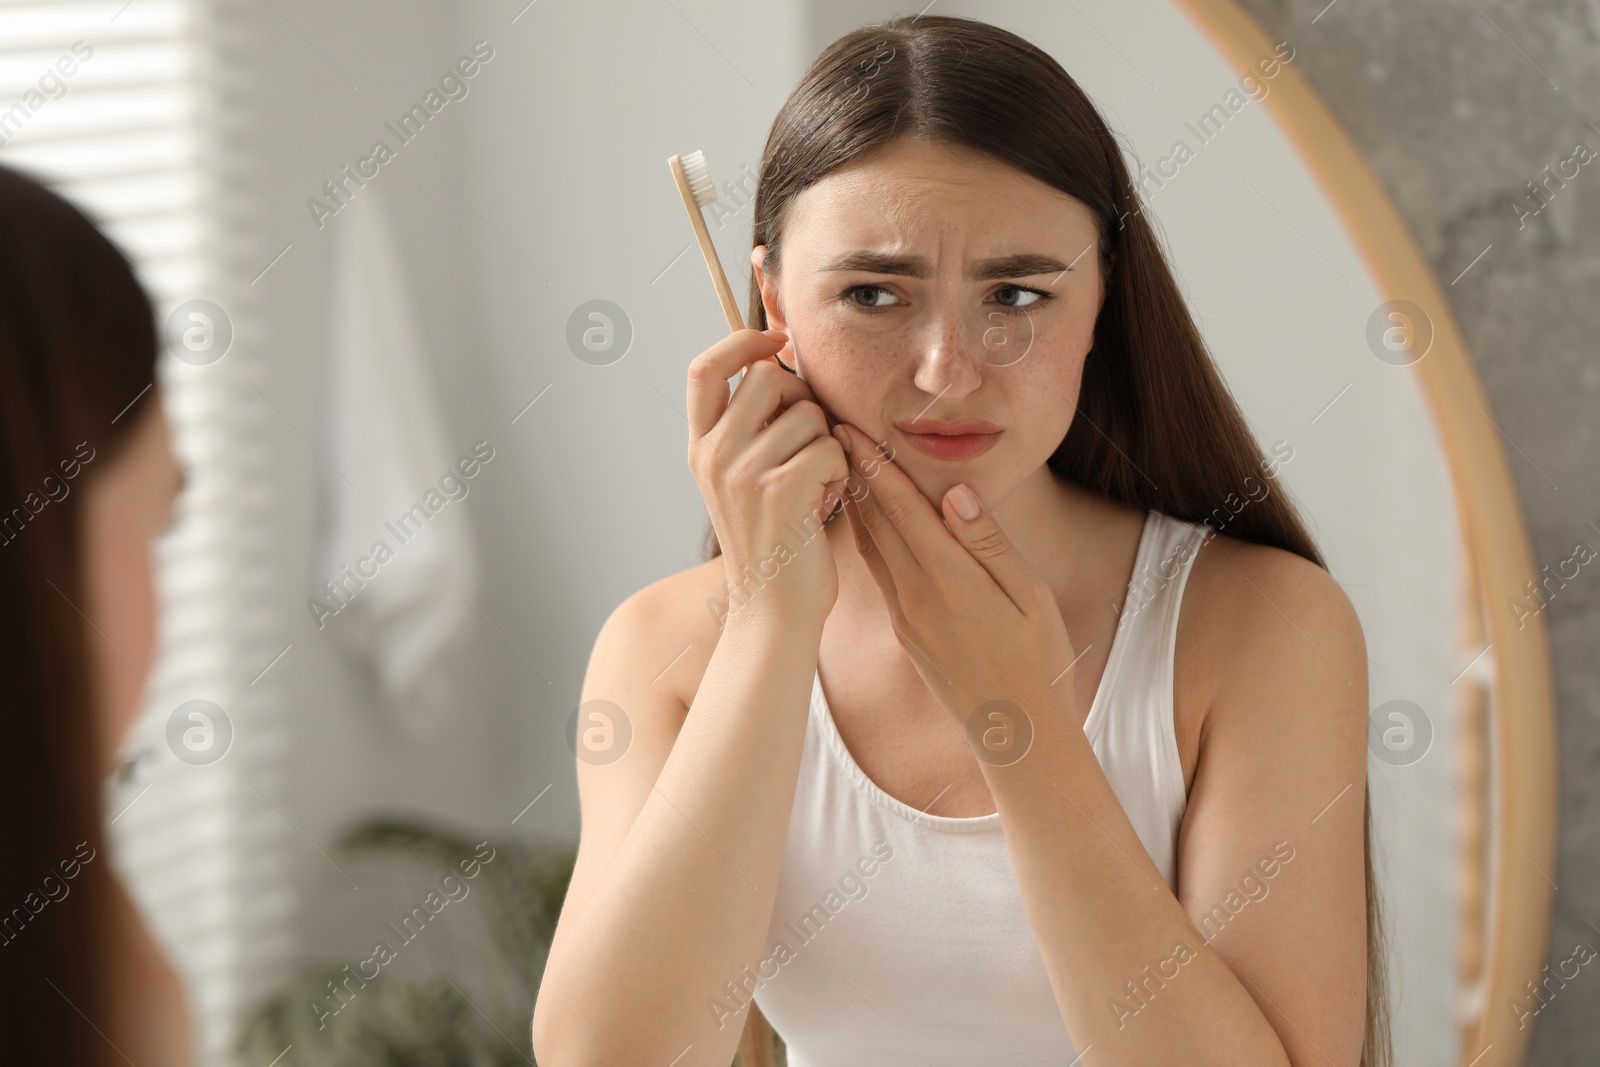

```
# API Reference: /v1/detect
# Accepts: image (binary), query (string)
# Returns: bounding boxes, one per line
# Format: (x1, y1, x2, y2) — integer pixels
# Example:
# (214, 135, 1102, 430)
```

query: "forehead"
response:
(781, 139, 1098, 259)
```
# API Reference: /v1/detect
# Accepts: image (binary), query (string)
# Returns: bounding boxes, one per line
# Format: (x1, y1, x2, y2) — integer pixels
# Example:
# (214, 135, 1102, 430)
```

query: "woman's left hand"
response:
(833, 421, 1084, 763)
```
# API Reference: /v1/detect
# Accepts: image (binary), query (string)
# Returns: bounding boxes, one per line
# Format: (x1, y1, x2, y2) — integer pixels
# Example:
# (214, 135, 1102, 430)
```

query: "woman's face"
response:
(751, 137, 1107, 512)
(81, 396, 184, 777)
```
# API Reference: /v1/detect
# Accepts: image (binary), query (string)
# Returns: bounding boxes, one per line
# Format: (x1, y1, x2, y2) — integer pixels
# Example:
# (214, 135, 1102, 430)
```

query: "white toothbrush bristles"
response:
(681, 149, 718, 207)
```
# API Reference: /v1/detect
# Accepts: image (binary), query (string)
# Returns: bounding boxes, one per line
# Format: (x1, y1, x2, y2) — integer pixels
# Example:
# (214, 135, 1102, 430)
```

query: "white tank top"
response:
(744, 509, 1210, 1065)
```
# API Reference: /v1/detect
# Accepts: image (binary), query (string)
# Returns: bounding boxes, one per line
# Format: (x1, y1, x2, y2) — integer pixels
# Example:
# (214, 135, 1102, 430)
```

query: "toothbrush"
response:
(669, 148, 847, 520)
(668, 149, 799, 376)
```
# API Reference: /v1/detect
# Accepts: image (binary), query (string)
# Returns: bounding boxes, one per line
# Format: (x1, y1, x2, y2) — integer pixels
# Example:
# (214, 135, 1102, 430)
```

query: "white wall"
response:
(236, 0, 811, 1024)
(456, 0, 811, 840)
(237, 0, 507, 992)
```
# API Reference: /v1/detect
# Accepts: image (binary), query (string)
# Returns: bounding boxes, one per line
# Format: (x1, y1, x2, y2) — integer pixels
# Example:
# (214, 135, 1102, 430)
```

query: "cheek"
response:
(998, 333, 1089, 455)
(791, 318, 890, 416)
(1026, 301, 1096, 376)
(1008, 322, 1090, 394)
(81, 484, 160, 774)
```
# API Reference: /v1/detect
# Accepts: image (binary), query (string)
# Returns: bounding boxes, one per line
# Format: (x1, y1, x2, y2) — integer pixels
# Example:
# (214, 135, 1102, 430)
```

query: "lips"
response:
(894, 418, 1002, 461)
(895, 418, 1002, 436)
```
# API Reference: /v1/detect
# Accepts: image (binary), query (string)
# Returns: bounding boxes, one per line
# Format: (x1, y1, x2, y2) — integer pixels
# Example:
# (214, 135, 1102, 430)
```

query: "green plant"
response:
(234, 816, 576, 1067)
(235, 814, 783, 1066)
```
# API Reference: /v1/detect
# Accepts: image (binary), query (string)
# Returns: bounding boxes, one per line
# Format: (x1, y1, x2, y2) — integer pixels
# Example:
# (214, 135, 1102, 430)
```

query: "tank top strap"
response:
(1082, 509, 1212, 887)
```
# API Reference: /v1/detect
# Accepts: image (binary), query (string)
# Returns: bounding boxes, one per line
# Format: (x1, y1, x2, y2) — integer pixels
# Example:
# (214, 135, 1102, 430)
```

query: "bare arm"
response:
(534, 328, 848, 1067)
(981, 546, 1369, 1065)
(531, 592, 822, 1067)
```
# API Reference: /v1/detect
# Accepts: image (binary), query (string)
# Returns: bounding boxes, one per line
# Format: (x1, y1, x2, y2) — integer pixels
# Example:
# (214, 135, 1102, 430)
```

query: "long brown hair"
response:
(712, 16, 1391, 1067)
(0, 162, 161, 1065)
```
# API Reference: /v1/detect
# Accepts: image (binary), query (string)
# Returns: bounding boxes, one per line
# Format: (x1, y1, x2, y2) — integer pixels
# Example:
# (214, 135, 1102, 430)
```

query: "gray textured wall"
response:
(1232, 0, 1600, 1060)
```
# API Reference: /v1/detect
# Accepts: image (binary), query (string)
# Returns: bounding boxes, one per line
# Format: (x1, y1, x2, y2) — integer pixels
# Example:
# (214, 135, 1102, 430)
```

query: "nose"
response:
(910, 300, 987, 400)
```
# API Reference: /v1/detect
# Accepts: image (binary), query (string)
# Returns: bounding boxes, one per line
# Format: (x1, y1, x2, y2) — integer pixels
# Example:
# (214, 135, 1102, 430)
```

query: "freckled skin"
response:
(750, 137, 1106, 515)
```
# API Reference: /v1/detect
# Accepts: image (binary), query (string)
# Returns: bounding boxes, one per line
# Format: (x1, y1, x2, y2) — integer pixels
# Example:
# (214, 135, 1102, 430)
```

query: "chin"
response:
(907, 471, 968, 511)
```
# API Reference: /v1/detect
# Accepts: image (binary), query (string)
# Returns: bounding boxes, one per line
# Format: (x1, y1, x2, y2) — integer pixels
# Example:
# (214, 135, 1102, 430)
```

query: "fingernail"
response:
(762, 328, 788, 341)
(950, 483, 980, 520)
(833, 424, 852, 452)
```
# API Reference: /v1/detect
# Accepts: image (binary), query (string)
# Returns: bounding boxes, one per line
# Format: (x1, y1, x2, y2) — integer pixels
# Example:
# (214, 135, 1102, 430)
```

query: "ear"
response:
(750, 244, 787, 333)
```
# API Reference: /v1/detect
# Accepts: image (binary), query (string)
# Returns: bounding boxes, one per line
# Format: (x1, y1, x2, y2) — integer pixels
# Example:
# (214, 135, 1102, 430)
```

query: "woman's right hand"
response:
(687, 328, 850, 630)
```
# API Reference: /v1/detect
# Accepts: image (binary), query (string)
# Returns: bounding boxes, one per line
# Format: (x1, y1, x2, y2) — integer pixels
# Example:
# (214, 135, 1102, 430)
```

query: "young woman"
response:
(534, 15, 1388, 1067)
(0, 163, 193, 1064)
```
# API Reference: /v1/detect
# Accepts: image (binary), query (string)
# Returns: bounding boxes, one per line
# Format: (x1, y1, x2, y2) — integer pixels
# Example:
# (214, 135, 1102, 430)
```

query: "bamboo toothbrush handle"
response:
(669, 155, 746, 333)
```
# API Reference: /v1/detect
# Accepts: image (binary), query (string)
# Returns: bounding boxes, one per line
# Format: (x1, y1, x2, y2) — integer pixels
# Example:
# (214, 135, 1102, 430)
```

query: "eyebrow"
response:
(817, 250, 1074, 281)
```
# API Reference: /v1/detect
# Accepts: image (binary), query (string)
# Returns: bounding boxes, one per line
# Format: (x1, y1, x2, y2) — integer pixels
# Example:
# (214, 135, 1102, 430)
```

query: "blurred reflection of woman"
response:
(0, 163, 193, 1065)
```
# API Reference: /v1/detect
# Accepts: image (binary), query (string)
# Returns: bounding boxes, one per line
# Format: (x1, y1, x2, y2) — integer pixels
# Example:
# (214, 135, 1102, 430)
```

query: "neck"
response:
(106, 877, 194, 1066)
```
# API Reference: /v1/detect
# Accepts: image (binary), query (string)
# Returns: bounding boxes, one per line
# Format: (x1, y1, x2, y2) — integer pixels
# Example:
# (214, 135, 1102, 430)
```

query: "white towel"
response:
(315, 185, 480, 733)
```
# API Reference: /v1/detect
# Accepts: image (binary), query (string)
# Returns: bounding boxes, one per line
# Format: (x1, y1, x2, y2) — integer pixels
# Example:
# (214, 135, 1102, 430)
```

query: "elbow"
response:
(532, 982, 604, 1067)
(530, 1002, 550, 1065)
(531, 989, 573, 1067)
(533, 994, 679, 1067)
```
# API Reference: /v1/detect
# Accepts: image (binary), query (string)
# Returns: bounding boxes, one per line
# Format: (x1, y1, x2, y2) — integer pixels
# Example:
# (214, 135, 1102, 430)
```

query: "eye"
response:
(838, 284, 902, 315)
(992, 285, 1053, 313)
(836, 283, 1056, 317)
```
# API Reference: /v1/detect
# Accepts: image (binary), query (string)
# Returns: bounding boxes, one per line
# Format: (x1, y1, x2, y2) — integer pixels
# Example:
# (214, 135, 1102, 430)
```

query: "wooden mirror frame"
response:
(1170, 2, 1559, 1065)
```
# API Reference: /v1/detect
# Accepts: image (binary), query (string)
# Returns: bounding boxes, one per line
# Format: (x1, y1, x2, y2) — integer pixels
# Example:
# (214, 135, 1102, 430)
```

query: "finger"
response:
(940, 482, 1046, 612)
(840, 488, 902, 611)
(758, 330, 839, 437)
(685, 328, 790, 441)
(719, 356, 833, 449)
(742, 398, 836, 479)
(834, 422, 941, 572)
(771, 431, 852, 523)
(758, 369, 842, 445)
(821, 475, 848, 516)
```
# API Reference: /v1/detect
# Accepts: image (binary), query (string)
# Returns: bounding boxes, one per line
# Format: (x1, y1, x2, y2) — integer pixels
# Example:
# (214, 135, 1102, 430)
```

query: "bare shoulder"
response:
(550, 559, 729, 957)
(590, 558, 727, 715)
(1179, 526, 1368, 737)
